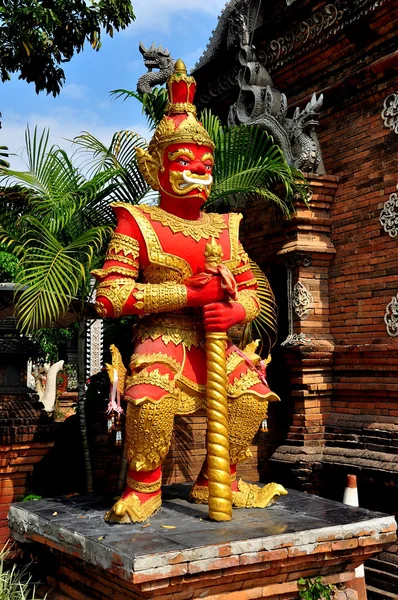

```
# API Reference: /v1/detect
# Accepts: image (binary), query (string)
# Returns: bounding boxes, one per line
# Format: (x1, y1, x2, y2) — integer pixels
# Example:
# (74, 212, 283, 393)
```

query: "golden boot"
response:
(105, 397, 175, 523)
(190, 393, 287, 508)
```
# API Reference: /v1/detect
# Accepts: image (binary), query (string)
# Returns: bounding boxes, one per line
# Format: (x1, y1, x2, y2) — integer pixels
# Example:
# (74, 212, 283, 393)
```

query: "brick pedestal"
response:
(9, 485, 396, 600)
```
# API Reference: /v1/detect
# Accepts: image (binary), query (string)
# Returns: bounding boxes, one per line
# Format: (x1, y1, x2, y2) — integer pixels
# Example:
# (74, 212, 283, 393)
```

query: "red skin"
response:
(158, 142, 213, 217)
(158, 142, 244, 332)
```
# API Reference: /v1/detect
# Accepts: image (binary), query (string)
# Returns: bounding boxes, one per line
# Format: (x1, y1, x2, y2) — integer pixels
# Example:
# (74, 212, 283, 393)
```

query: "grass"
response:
(0, 543, 45, 600)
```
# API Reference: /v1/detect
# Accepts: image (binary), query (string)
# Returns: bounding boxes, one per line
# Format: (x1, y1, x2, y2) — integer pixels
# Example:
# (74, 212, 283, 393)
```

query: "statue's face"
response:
(157, 142, 214, 201)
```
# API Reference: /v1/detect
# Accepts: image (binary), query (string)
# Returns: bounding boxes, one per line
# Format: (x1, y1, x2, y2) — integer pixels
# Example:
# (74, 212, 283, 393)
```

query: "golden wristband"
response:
(234, 289, 260, 324)
(133, 282, 187, 314)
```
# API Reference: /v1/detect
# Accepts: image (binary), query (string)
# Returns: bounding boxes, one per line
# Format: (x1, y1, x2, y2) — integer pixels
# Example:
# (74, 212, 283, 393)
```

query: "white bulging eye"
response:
(178, 159, 189, 166)
(205, 165, 212, 170)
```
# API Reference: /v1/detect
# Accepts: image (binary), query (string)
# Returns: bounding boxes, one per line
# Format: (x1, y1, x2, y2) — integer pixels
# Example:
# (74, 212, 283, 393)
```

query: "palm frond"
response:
(110, 87, 168, 130)
(206, 123, 306, 215)
(0, 145, 10, 169)
(200, 109, 225, 145)
(244, 260, 278, 356)
(15, 217, 111, 332)
(73, 130, 156, 205)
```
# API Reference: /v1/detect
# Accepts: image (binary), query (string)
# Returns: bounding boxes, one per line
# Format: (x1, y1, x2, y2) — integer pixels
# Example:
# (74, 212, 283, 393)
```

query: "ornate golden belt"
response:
(134, 313, 205, 349)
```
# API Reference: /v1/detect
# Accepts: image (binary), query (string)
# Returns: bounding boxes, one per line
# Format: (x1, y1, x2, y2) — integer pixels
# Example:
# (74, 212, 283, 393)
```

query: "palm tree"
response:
(0, 127, 121, 492)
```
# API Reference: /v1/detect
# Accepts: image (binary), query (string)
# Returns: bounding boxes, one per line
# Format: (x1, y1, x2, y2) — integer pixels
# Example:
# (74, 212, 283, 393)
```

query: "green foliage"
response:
(0, 543, 44, 599)
(0, 146, 10, 169)
(32, 325, 76, 362)
(73, 129, 158, 205)
(0, 126, 118, 332)
(110, 87, 168, 131)
(203, 110, 307, 214)
(22, 494, 42, 502)
(0, 245, 19, 281)
(298, 577, 335, 600)
(0, 0, 135, 95)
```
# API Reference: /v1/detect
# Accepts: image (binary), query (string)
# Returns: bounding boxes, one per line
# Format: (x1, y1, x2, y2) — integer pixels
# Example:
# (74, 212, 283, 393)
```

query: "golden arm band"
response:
(234, 289, 260, 324)
(105, 253, 139, 267)
(92, 266, 138, 278)
(107, 233, 140, 258)
(95, 280, 136, 318)
(133, 282, 187, 314)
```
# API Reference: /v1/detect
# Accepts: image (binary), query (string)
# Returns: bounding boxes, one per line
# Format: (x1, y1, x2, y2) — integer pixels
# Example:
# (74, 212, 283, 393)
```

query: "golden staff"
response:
(203, 238, 233, 521)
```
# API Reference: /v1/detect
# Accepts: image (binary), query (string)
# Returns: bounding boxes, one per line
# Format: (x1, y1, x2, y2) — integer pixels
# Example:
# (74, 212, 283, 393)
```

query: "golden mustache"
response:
(169, 170, 213, 197)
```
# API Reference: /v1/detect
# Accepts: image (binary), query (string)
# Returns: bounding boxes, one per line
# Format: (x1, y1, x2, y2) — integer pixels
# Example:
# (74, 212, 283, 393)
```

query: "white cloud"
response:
(1, 107, 150, 172)
(62, 83, 89, 101)
(128, 0, 226, 34)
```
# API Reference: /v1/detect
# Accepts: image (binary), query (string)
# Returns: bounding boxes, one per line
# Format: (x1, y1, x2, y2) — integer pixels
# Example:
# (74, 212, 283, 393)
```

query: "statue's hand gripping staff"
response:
(188, 238, 237, 521)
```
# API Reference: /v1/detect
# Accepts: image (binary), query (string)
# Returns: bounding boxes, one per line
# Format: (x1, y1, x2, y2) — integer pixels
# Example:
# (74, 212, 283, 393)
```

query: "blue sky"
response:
(1, 0, 226, 171)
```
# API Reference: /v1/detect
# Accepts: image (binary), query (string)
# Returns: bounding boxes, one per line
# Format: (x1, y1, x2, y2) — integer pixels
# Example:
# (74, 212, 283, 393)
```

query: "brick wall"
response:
(0, 394, 56, 545)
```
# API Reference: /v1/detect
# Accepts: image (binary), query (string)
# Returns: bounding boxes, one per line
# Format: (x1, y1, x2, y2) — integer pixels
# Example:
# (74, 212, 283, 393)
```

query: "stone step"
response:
(366, 584, 398, 600)
(365, 566, 398, 594)
(367, 557, 398, 575)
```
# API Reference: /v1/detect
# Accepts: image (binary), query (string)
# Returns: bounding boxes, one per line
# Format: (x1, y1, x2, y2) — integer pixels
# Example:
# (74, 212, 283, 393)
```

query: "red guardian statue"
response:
(93, 59, 287, 523)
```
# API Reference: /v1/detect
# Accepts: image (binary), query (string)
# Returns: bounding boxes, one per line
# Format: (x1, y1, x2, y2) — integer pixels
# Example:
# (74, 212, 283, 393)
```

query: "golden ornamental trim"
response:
(175, 390, 205, 415)
(140, 204, 227, 243)
(234, 289, 260, 324)
(108, 233, 140, 258)
(176, 373, 206, 394)
(223, 213, 242, 271)
(226, 351, 245, 375)
(227, 370, 262, 398)
(237, 278, 257, 289)
(96, 281, 136, 318)
(133, 282, 187, 314)
(113, 203, 192, 278)
(95, 301, 108, 318)
(233, 262, 252, 276)
(166, 101, 197, 116)
(142, 264, 185, 284)
(125, 368, 175, 394)
(136, 316, 203, 349)
(130, 352, 181, 374)
(105, 253, 139, 267)
(92, 266, 138, 279)
(97, 277, 137, 287)
(148, 113, 215, 155)
(126, 474, 162, 493)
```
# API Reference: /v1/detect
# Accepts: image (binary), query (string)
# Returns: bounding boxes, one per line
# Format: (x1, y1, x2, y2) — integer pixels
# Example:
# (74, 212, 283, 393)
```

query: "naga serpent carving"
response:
(137, 42, 175, 95)
(228, 15, 324, 173)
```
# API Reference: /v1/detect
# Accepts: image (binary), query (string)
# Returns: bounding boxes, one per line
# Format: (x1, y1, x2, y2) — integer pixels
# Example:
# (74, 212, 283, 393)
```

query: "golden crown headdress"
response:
(136, 59, 215, 190)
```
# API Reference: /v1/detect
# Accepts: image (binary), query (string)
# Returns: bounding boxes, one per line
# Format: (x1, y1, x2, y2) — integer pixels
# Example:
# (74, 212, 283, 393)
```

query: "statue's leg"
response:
(190, 393, 287, 508)
(105, 395, 175, 523)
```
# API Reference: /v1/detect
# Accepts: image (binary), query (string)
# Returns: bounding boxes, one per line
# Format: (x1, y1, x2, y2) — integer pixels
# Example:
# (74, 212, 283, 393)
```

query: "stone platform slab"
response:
(9, 484, 397, 599)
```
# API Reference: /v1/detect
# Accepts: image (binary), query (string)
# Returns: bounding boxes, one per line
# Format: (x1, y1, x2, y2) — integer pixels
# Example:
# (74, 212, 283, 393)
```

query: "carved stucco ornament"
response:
(381, 92, 398, 134)
(227, 14, 324, 173)
(384, 294, 398, 337)
(380, 184, 398, 238)
(281, 333, 312, 347)
(281, 259, 313, 347)
(292, 281, 313, 319)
